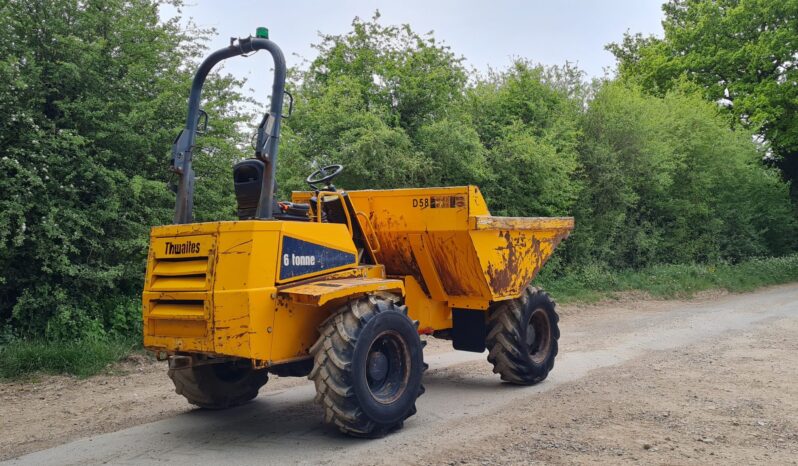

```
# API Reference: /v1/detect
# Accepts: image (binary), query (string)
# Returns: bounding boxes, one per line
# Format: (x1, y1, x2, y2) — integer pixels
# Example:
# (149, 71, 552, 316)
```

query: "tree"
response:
(568, 82, 797, 269)
(0, 0, 250, 339)
(466, 61, 582, 217)
(278, 13, 485, 194)
(608, 0, 798, 198)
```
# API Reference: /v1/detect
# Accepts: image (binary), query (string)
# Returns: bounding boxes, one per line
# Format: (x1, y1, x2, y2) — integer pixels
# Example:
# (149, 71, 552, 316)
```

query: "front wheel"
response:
(486, 286, 560, 385)
(309, 294, 426, 437)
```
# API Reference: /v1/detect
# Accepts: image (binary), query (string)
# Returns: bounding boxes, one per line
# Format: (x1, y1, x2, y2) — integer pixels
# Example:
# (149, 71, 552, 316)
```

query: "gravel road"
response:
(2, 284, 797, 465)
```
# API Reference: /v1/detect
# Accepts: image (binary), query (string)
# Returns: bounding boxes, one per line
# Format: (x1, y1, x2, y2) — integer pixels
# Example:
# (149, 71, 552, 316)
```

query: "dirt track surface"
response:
(2, 284, 797, 465)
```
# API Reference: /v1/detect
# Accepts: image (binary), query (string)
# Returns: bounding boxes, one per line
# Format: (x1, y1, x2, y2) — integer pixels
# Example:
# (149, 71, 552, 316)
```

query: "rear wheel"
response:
(168, 359, 268, 409)
(309, 294, 426, 437)
(486, 286, 560, 385)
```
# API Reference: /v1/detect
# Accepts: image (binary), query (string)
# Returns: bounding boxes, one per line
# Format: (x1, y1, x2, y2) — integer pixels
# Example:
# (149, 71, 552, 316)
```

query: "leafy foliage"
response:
(0, 336, 138, 379)
(566, 83, 797, 269)
(536, 254, 798, 304)
(466, 62, 582, 216)
(0, 6, 796, 349)
(277, 13, 485, 193)
(0, 0, 250, 340)
(607, 0, 798, 198)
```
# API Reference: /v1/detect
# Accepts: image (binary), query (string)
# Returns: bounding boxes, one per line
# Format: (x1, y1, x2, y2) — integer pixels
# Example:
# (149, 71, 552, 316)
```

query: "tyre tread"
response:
(486, 286, 560, 385)
(167, 362, 268, 409)
(309, 294, 426, 437)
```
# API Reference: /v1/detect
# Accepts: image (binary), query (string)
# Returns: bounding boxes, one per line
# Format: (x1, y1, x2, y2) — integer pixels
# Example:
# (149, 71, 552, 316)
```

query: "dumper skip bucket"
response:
(340, 186, 574, 307)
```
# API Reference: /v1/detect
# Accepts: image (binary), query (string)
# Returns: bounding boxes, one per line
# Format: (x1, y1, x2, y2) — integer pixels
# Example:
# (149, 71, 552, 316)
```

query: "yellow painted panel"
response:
(247, 289, 276, 361)
(403, 275, 451, 332)
(270, 299, 330, 363)
(214, 230, 277, 291)
(150, 222, 219, 238)
(152, 258, 208, 276)
(425, 231, 493, 299)
(151, 319, 207, 338)
(212, 288, 275, 361)
(447, 296, 491, 310)
(216, 220, 284, 233)
(467, 186, 490, 216)
(348, 188, 470, 233)
(470, 228, 569, 300)
(213, 289, 252, 358)
(148, 301, 205, 320)
(142, 290, 213, 353)
(150, 275, 207, 291)
(280, 277, 403, 307)
(407, 234, 448, 301)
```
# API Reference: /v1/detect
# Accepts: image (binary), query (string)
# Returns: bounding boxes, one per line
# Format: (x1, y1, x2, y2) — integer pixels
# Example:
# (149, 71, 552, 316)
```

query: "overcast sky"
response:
(161, 0, 664, 100)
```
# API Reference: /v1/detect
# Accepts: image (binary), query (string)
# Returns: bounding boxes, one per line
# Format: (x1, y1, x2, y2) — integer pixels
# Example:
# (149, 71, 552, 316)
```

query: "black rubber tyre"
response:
(168, 360, 269, 409)
(486, 286, 560, 385)
(309, 294, 427, 437)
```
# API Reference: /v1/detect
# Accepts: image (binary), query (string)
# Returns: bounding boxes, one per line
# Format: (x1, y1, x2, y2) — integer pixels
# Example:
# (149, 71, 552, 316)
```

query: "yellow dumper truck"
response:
(143, 30, 574, 437)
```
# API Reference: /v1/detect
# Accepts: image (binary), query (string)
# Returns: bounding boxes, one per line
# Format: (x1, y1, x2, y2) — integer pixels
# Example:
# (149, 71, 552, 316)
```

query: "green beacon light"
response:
(256, 27, 269, 39)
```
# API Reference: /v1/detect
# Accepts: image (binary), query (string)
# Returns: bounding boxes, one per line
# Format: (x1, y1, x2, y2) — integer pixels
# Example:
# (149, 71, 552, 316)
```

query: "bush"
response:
(537, 254, 798, 303)
(467, 61, 582, 217)
(565, 83, 798, 270)
(0, 0, 250, 339)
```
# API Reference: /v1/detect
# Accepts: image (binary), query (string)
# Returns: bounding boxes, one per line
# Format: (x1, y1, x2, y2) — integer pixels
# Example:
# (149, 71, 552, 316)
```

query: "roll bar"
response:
(171, 34, 286, 224)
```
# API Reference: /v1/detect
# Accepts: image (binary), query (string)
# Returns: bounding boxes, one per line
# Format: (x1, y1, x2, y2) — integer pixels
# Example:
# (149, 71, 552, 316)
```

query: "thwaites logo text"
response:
(164, 240, 201, 255)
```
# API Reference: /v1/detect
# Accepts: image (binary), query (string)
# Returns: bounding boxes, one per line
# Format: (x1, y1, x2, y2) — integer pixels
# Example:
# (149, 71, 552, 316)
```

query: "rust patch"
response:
(486, 231, 519, 293)
(408, 246, 432, 296)
(432, 236, 471, 296)
(427, 233, 485, 297)
(372, 211, 426, 289)
(485, 231, 540, 296)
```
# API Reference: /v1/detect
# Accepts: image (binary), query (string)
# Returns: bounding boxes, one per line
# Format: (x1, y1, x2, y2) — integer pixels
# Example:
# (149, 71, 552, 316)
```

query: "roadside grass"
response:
(0, 337, 140, 380)
(3, 254, 798, 380)
(536, 254, 798, 304)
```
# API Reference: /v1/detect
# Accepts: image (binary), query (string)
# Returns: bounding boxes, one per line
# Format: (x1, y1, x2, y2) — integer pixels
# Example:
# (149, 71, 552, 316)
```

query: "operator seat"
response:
(233, 158, 310, 221)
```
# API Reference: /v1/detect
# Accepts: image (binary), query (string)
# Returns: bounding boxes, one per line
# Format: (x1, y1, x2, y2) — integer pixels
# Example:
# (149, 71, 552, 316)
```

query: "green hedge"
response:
(537, 254, 798, 303)
(0, 338, 139, 379)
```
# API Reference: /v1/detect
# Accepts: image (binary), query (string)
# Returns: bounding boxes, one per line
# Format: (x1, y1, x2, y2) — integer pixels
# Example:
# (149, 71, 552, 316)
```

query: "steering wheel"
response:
(306, 164, 344, 190)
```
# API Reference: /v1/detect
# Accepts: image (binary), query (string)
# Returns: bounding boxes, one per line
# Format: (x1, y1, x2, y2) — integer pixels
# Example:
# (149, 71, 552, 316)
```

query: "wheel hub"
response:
(527, 308, 552, 364)
(367, 350, 389, 383)
(365, 330, 411, 404)
(526, 324, 537, 347)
